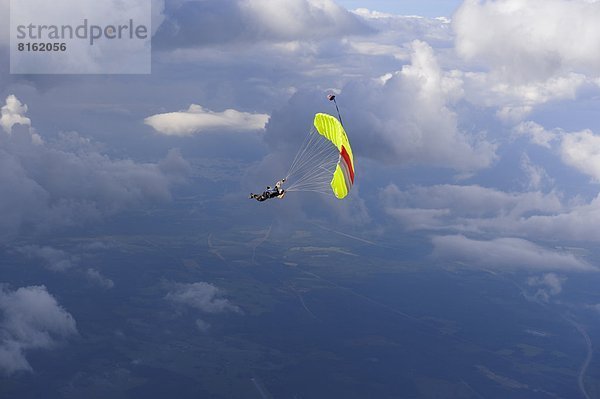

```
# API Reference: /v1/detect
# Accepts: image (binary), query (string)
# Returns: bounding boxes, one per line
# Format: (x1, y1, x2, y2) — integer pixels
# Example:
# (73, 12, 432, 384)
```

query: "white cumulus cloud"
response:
(560, 129, 600, 181)
(166, 282, 240, 314)
(0, 95, 31, 134)
(515, 121, 600, 182)
(453, 0, 600, 81)
(453, 0, 600, 121)
(334, 40, 496, 171)
(513, 121, 558, 148)
(144, 104, 269, 136)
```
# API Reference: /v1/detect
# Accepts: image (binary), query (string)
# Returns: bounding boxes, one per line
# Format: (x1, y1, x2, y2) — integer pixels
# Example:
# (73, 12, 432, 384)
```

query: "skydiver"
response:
(250, 178, 286, 201)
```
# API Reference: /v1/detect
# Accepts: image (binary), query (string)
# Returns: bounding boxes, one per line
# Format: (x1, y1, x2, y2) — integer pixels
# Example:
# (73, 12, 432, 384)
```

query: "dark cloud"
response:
(153, 0, 371, 49)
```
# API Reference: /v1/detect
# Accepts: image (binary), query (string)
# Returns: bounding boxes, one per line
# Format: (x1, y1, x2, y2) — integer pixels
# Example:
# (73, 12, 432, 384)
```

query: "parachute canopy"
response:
(314, 113, 354, 198)
(285, 113, 354, 199)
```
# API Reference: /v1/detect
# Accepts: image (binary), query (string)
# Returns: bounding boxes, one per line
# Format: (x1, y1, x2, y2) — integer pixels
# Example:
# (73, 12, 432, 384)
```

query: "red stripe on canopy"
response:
(340, 145, 354, 184)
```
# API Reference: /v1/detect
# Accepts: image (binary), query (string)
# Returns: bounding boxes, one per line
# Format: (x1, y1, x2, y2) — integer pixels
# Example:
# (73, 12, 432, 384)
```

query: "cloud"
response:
(463, 72, 587, 122)
(560, 129, 600, 181)
(262, 41, 496, 173)
(431, 235, 595, 272)
(0, 95, 31, 134)
(16, 245, 78, 272)
(350, 9, 453, 49)
(453, 0, 600, 81)
(453, 0, 600, 121)
(514, 121, 600, 182)
(158, 148, 193, 180)
(384, 207, 450, 231)
(0, 285, 77, 374)
(382, 183, 562, 227)
(527, 273, 566, 302)
(85, 269, 114, 289)
(194, 319, 210, 333)
(0, 95, 189, 240)
(165, 282, 240, 314)
(240, 0, 368, 39)
(380, 182, 600, 244)
(516, 194, 600, 242)
(144, 104, 269, 136)
(520, 154, 553, 191)
(15, 244, 114, 289)
(379, 174, 600, 245)
(513, 121, 558, 149)
(154, 0, 369, 49)
(346, 40, 496, 171)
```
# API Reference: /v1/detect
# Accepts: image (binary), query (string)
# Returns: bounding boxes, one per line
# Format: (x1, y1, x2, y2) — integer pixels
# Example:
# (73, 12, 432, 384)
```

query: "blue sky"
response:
(2, 0, 600, 385)
(336, 0, 463, 17)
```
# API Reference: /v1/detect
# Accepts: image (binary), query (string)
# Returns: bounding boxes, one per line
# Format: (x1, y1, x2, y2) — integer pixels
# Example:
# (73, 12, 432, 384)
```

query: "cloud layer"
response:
(0, 95, 189, 240)
(382, 183, 563, 231)
(432, 235, 594, 272)
(154, 0, 370, 48)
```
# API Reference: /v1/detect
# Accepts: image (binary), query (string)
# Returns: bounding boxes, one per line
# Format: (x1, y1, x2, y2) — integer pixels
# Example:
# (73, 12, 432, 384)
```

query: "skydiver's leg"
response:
(250, 193, 266, 201)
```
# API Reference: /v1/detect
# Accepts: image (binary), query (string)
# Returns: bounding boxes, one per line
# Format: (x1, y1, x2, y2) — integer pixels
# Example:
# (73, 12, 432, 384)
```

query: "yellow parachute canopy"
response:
(285, 112, 355, 199)
(313, 113, 355, 199)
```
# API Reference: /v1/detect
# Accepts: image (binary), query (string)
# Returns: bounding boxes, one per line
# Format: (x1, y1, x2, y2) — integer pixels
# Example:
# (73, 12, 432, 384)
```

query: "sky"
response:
(2, 0, 600, 389)
(337, 0, 464, 17)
